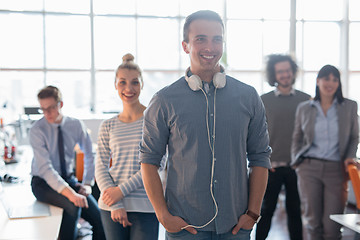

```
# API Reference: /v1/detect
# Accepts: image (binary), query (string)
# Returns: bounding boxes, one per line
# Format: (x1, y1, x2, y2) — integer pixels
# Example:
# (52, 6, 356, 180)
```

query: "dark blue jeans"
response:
(255, 167, 303, 240)
(166, 229, 251, 240)
(100, 209, 159, 240)
(31, 176, 105, 240)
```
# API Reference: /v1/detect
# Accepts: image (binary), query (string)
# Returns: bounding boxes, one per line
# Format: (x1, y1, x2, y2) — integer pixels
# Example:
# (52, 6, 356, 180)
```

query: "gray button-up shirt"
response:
(140, 75, 271, 234)
(30, 116, 94, 192)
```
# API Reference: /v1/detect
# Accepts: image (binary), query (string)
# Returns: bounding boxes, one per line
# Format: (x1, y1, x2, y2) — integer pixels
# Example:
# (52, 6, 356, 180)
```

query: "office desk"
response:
(0, 145, 63, 240)
(330, 214, 360, 234)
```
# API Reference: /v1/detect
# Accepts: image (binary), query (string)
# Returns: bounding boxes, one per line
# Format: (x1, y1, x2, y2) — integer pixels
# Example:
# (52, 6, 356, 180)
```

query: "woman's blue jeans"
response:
(100, 209, 159, 240)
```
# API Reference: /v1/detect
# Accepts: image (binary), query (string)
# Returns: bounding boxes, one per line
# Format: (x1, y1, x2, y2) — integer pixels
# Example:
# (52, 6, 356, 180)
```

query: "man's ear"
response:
(59, 101, 64, 108)
(182, 41, 189, 54)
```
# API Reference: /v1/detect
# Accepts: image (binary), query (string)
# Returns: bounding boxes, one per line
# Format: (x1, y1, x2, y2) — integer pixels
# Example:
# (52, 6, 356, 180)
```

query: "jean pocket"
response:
(166, 230, 188, 238)
(238, 228, 253, 233)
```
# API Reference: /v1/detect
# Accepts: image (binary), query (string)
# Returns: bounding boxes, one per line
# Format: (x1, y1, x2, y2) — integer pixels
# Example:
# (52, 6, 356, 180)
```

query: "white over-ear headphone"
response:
(185, 66, 226, 91)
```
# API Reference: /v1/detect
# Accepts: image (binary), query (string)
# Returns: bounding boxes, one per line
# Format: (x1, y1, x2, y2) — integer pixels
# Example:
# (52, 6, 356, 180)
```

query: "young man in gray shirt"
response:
(140, 10, 271, 240)
(256, 54, 310, 240)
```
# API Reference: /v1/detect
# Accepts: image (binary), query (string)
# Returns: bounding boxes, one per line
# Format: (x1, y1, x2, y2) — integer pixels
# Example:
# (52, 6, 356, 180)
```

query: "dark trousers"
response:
(31, 176, 105, 240)
(256, 167, 303, 240)
(100, 209, 159, 240)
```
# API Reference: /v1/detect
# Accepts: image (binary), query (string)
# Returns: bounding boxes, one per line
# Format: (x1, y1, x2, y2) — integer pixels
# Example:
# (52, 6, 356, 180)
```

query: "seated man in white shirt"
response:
(29, 85, 105, 240)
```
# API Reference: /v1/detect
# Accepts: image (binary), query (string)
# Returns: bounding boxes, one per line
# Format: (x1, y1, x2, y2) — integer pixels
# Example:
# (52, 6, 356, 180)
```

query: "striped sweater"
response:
(95, 116, 154, 212)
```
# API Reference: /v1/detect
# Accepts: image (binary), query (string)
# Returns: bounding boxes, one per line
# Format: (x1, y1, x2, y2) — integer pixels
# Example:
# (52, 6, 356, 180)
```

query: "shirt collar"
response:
(49, 115, 66, 128)
(274, 87, 295, 96)
(311, 98, 338, 107)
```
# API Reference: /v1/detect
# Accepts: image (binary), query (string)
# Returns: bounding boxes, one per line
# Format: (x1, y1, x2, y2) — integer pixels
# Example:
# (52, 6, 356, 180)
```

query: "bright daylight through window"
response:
(0, 0, 359, 121)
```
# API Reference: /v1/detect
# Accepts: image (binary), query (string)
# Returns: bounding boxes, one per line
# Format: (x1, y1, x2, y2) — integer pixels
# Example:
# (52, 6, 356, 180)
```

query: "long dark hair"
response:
(314, 64, 344, 103)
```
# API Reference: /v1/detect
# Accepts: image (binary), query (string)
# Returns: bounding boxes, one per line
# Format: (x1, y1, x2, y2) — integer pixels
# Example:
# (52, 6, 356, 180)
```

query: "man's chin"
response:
(45, 118, 55, 124)
(199, 64, 221, 73)
(277, 83, 292, 88)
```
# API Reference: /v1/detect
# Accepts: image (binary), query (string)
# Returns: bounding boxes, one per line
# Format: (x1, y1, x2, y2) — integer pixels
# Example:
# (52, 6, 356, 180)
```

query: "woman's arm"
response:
(291, 105, 305, 165)
(95, 119, 124, 209)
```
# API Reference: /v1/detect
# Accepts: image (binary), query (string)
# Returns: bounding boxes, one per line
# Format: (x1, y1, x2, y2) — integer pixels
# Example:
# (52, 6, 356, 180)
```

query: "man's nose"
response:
(203, 40, 216, 51)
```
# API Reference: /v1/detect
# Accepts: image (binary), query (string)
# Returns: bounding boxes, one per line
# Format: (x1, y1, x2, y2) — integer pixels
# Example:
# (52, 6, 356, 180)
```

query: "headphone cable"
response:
(181, 88, 219, 230)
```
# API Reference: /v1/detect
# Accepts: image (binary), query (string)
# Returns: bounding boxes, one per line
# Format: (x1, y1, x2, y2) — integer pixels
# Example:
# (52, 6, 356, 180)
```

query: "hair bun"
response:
(122, 53, 134, 63)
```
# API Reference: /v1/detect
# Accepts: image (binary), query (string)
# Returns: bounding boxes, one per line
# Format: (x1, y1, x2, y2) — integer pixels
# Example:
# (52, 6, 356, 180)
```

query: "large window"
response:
(1, 0, 359, 122)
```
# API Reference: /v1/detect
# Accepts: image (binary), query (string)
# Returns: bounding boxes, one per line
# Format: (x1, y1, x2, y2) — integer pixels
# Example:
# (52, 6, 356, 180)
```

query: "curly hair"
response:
(265, 54, 298, 87)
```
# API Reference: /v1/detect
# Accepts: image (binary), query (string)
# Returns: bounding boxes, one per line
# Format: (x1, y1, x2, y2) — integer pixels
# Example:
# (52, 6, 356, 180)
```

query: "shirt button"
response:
(214, 180, 217, 183)
(214, 158, 216, 161)
(210, 113, 214, 117)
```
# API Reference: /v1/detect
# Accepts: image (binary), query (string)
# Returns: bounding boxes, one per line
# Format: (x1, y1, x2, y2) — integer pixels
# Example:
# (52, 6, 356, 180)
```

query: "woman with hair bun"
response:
(95, 53, 160, 240)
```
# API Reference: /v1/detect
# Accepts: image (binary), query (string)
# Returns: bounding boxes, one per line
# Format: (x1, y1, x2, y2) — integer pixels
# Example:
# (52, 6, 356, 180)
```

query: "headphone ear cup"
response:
(213, 72, 226, 89)
(187, 75, 202, 91)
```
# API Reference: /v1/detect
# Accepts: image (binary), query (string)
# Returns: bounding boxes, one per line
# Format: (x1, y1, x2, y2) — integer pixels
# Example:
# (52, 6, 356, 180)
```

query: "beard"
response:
(276, 78, 294, 88)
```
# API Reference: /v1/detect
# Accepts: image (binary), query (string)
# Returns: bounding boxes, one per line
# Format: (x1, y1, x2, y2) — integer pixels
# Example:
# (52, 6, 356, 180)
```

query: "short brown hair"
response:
(37, 85, 62, 102)
(183, 10, 224, 43)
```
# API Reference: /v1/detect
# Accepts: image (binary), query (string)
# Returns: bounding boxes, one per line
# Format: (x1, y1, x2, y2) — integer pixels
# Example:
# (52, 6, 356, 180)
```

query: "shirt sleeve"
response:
(119, 146, 168, 196)
(77, 120, 95, 185)
(139, 93, 169, 167)
(346, 100, 359, 159)
(118, 170, 142, 196)
(246, 89, 272, 169)
(291, 103, 306, 165)
(95, 119, 124, 209)
(29, 125, 69, 193)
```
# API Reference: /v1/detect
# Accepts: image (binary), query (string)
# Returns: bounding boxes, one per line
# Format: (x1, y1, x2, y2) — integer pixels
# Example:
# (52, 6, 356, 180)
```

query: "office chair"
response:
(348, 164, 360, 240)
(75, 150, 85, 182)
(74, 149, 109, 201)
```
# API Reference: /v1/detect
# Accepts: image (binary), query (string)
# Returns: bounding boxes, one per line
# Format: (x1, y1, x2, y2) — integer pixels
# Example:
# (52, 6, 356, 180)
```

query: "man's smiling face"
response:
(182, 19, 224, 76)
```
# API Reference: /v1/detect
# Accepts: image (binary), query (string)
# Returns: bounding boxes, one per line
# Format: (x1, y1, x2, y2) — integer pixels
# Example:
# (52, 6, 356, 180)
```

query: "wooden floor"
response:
(249, 197, 357, 240)
(160, 192, 357, 240)
(157, 197, 357, 240)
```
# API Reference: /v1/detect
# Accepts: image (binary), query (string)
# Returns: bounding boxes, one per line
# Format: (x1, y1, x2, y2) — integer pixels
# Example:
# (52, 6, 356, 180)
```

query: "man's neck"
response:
(191, 65, 221, 83)
(276, 85, 293, 95)
(54, 115, 63, 124)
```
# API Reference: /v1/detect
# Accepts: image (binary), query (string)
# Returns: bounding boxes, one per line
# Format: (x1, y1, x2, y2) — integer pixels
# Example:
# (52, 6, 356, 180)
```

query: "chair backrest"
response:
(75, 149, 112, 182)
(348, 164, 360, 210)
(75, 150, 84, 182)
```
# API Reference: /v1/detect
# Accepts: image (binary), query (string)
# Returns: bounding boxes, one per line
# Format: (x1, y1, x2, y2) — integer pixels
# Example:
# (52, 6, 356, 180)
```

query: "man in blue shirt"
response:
(140, 10, 271, 240)
(30, 85, 104, 240)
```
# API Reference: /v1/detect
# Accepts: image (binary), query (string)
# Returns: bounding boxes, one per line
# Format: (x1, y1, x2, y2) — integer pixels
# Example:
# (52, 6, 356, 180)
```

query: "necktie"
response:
(58, 126, 67, 178)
